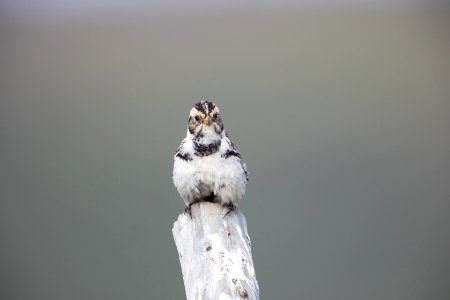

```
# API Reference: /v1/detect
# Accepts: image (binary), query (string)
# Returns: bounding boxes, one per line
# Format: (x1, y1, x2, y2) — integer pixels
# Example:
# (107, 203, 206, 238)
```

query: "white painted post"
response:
(172, 202, 260, 300)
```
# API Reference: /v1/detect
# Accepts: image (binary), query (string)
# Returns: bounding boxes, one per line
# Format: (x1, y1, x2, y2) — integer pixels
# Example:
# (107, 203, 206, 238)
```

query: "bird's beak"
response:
(203, 117, 211, 125)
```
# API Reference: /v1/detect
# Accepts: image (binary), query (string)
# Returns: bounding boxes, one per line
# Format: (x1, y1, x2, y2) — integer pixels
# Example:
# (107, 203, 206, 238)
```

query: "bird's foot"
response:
(223, 202, 236, 216)
(184, 204, 193, 218)
(184, 199, 204, 218)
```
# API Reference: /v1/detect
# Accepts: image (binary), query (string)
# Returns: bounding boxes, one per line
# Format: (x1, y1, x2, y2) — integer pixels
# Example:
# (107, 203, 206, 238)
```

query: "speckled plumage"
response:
(173, 101, 248, 206)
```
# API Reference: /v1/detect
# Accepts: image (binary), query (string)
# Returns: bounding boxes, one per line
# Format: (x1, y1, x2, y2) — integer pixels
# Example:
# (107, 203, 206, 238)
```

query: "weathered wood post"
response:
(172, 202, 260, 299)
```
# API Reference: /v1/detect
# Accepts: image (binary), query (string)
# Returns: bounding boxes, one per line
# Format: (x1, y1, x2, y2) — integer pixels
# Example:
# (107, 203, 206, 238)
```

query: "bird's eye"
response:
(194, 116, 200, 122)
(213, 113, 218, 120)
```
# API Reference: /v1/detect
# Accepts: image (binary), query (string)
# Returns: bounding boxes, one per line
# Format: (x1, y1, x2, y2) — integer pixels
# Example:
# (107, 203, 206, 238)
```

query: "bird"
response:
(173, 101, 248, 212)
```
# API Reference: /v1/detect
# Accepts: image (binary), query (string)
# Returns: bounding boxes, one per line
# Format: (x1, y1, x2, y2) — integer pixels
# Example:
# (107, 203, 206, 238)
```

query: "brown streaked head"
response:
(188, 100, 224, 136)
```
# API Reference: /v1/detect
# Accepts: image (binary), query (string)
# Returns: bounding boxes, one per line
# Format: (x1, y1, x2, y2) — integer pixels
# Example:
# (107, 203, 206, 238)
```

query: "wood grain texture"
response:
(173, 202, 260, 300)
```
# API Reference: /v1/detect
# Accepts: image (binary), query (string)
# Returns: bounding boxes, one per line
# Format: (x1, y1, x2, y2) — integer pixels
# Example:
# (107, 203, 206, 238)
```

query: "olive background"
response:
(1, 2, 450, 299)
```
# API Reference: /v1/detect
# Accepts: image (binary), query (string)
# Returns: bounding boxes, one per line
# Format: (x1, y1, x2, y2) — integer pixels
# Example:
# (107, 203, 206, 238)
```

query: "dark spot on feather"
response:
(175, 152, 192, 161)
(206, 101, 215, 112)
(194, 101, 207, 114)
(193, 140, 221, 156)
(222, 149, 241, 158)
(195, 127, 204, 139)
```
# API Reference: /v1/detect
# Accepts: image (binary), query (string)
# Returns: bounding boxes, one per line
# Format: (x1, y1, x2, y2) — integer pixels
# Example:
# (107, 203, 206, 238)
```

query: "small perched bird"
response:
(173, 101, 248, 210)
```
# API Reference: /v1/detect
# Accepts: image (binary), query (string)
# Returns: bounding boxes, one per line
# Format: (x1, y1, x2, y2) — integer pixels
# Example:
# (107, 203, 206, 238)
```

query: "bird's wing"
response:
(222, 133, 249, 183)
(174, 138, 193, 161)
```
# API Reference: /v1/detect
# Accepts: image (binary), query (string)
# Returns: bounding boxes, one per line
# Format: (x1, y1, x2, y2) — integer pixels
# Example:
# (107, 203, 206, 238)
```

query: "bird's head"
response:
(187, 101, 224, 141)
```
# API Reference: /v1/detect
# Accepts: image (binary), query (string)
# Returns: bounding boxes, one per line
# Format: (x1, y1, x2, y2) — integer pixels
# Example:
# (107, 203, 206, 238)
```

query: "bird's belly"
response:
(172, 152, 245, 204)
(193, 157, 220, 195)
(193, 156, 242, 194)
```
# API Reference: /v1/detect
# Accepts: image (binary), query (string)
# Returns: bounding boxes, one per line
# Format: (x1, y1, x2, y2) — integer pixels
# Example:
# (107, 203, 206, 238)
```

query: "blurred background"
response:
(1, 1, 449, 299)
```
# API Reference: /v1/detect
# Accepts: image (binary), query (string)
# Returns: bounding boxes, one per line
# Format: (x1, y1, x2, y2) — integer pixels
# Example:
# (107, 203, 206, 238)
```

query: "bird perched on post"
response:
(173, 101, 248, 212)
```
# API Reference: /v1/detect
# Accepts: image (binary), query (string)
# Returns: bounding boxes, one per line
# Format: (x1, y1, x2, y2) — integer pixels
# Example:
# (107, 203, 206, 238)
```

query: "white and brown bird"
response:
(173, 101, 248, 211)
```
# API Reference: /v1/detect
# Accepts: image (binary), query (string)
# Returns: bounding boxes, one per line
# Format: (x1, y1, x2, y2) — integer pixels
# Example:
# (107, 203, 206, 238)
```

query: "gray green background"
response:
(1, 2, 450, 299)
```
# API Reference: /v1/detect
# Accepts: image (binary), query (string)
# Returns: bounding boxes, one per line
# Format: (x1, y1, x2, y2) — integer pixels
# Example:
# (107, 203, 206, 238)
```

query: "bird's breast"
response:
(193, 154, 222, 175)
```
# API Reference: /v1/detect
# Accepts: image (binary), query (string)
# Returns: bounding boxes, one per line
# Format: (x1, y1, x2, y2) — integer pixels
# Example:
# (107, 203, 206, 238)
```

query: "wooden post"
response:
(172, 202, 260, 300)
